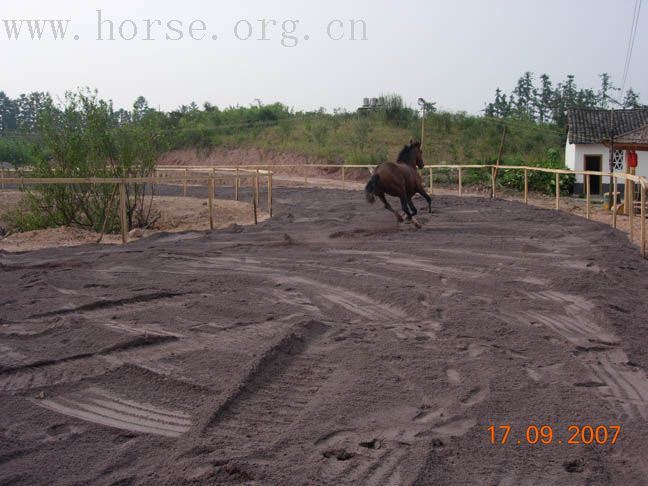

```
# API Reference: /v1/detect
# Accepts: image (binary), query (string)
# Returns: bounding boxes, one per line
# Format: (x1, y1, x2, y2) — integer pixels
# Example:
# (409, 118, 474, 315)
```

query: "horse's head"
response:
(398, 140, 424, 169)
(410, 139, 424, 169)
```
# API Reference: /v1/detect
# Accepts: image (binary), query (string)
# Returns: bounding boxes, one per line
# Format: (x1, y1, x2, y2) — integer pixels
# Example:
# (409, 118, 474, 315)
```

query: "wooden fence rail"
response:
(1, 164, 646, 258)
(0, 171, 273, 244)
(153, 163, 648, 258)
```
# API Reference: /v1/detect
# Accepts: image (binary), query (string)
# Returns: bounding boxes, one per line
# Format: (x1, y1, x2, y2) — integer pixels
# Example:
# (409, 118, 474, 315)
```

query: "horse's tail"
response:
(365, 174, 380, 204)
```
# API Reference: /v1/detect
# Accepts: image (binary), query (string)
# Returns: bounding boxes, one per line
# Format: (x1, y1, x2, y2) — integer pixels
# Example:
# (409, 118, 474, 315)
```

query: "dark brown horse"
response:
(364, 140, 432, 228)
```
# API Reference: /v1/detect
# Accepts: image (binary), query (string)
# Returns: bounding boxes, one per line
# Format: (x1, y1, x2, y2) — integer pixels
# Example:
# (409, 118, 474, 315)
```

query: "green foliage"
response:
(485, 72, 646, 127)
(377, 93, 418, 127)
(309, 120, 330, 147)
(352, 118, 373, 151)
(0, 137, 38, 166)
(497, 149, 575, 194)
(1, 87, 577, 207)
(9, 89, 166, 233)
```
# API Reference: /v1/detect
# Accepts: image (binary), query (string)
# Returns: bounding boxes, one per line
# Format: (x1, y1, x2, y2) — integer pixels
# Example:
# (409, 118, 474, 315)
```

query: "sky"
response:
(1, 0, 646, 114)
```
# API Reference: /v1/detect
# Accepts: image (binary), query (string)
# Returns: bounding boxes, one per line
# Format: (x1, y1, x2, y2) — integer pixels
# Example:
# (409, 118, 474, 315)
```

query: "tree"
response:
(17, 89, 166, 232)
(576, 88, 598, 109)
(535, 74, 554, 123)
(0, 91, 18, 133)
(597, 73, 619, 108)
(512, 72, 535, 119)
(623, 88, 644, 108)
(485, 88, 511, 118)
(132, 96, 151, 123)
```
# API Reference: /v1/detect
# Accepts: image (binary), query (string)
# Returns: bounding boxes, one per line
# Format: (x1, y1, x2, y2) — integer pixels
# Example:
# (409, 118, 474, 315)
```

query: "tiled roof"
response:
(614, 124, 648, 144)
(567, 108, 648, 144)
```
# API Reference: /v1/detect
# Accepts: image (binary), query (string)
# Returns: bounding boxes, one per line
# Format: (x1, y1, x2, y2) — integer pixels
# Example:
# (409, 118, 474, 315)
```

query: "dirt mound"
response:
(157, 147, 336, 170)
(156, 148, 367, 183)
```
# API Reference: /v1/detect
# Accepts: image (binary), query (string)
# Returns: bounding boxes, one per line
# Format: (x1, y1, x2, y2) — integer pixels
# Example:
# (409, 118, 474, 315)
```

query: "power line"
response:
(621, 0, 643, 93)
(621, 0, 641, 90)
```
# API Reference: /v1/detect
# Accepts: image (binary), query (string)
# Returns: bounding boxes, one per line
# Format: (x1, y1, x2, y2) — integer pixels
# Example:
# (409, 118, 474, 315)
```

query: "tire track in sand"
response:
(203, 320, 334, 458)
(505, 290, 648, 419)
(35, 387, 192, 438)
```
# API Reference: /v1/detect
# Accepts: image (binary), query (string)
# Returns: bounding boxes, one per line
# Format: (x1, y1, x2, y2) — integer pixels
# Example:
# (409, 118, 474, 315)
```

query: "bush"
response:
(0, 137, 38, 166)
(352, 118, 373, 151)
(9, 89, 166, 233)
(498, 149, 575, 195)
(378, 93, 418, 127)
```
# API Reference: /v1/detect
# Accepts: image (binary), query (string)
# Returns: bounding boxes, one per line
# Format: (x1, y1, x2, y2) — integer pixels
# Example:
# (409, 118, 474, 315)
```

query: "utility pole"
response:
(494, 125, 507, 182)
(418, 98, 427, 148)
(608, 109, 615, 211)
(421, 105, 426, 147)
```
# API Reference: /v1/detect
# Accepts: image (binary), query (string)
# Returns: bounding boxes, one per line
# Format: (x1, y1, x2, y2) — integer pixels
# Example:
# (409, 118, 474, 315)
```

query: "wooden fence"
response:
(152, 163, 647, 259)
(0, 169, 273, 244)
(1, 164, 646, 258)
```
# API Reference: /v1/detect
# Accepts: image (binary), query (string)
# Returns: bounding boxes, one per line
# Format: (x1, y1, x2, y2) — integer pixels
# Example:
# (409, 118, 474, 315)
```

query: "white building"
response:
(565, 108, 648, 195)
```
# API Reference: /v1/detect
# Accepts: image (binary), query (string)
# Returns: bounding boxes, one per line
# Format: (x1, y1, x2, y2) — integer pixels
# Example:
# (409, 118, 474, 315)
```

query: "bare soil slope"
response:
(1, 189, 648, 485)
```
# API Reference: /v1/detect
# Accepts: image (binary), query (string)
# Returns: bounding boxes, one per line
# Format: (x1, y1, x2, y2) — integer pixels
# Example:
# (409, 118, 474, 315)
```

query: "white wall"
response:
(565, 141, 576, 171)
(565, 139, 648, 186)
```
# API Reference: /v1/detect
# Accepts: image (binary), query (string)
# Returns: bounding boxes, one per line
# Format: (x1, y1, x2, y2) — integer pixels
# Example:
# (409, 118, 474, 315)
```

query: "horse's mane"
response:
(397, 145, 412, 163)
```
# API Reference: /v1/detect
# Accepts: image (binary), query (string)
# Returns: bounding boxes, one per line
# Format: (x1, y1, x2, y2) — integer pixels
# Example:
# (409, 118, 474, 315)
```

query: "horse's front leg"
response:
(418, 189, 432, 213)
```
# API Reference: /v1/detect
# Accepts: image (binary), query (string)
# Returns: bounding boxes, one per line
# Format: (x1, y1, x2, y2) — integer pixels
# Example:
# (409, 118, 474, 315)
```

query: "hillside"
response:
(163, 111, 565, 168)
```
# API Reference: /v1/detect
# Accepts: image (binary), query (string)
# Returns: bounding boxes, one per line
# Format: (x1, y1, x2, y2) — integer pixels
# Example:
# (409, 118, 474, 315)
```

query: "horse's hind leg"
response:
(400, 196, 421, 228)
(408, 199, 418, 216)
(378, 194, 403, 222)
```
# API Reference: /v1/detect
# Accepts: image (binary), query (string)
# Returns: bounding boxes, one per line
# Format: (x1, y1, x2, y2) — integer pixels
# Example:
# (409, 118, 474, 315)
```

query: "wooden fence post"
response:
(555, 173, 560, 210)
(252, 170, 259, 210)
(119, 182, 128, 244)
(1, 169, 4, 189)
(524, 169, 528, 204)
(458, 168, 463, 196)
(234, 168, 239, 201)
(253, 197, 258, 225)
(586, 174, 591, 220)
(641, 182, 646, 258)
(208, 178, 214, 230)
(429, 167, 433, 194)
(183, 169, 188, 197)
(268, 172, 273, 218)
(613, 176, 618, 229)
(491, 167, 496, 198)
(342, 166, 346, 189)
(629, 178, 635, 242)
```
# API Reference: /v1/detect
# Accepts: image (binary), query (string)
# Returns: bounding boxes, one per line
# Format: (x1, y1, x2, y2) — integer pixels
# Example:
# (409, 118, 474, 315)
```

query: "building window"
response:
(613, 150, 625, 171)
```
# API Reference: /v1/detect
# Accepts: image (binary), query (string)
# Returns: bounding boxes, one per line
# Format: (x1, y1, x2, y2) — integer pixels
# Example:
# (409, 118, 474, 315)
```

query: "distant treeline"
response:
(485, 72, 646, 127)
(1, 76, 630, 170)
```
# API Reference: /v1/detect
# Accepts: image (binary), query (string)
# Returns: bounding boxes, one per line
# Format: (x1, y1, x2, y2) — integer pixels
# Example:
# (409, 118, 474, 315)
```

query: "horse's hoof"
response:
(411, 218, 422, 229)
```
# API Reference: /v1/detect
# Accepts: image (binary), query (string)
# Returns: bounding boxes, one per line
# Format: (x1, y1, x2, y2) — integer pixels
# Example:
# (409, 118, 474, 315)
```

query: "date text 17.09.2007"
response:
(488, 425, 621, 446)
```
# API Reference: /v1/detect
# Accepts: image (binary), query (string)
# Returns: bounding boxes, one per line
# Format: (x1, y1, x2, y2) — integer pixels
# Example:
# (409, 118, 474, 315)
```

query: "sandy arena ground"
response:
(2, 187, 648, 485)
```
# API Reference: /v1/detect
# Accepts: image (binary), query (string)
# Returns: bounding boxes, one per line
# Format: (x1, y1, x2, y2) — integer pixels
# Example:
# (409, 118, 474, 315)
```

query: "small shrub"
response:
(10, 89, 166, 233)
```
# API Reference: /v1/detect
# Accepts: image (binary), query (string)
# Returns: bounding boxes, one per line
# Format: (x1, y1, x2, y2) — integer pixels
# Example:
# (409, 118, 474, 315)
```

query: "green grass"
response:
(198, 112, 564, 170)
